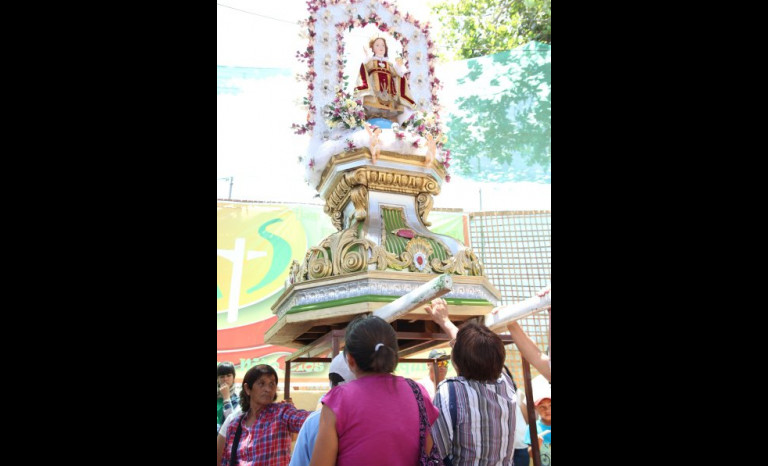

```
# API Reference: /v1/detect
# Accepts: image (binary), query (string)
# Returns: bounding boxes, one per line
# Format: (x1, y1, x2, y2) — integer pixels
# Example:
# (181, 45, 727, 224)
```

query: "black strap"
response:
(230, 414, 244, 465)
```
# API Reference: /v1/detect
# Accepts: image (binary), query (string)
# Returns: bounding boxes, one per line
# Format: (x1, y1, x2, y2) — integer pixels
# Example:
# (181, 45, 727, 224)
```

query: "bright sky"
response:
(217, 0, 551, 211)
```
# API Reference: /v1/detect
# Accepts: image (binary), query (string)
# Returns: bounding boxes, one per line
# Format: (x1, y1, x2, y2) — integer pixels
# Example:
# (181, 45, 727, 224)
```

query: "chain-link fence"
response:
(468, 210, 551, 391)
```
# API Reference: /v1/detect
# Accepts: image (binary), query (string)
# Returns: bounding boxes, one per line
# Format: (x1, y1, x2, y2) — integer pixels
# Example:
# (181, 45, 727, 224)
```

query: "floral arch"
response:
(292, 0, 448, 187)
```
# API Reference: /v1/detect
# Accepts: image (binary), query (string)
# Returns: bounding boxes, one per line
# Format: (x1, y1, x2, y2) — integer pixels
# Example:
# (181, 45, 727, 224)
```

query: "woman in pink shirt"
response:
(309, 315, 440, 466)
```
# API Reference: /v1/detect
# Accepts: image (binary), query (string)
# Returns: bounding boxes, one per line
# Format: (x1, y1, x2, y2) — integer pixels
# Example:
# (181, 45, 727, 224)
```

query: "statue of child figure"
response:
(354, 36, 415, 124)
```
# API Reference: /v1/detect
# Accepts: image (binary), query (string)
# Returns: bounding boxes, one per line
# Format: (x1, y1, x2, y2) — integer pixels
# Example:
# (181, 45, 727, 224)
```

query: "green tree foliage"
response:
(432, 0, 551, 60)
(444, 43, 550, 182)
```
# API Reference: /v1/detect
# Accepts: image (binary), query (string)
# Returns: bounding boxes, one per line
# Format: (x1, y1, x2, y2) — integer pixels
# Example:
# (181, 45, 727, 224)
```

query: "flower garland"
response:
(399, 110, 445, 142)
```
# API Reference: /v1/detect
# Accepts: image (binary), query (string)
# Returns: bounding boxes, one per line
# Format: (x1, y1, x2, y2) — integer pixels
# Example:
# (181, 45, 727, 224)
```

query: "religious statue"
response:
(354, 37, 415, 123)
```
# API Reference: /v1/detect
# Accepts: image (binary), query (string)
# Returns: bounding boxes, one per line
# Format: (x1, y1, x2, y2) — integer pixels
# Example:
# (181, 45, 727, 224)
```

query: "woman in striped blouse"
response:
(425, 299, 518, 465)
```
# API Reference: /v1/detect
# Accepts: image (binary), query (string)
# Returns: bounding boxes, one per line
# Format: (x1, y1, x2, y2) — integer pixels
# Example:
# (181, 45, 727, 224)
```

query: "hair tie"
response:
(374, 343, 384, 352)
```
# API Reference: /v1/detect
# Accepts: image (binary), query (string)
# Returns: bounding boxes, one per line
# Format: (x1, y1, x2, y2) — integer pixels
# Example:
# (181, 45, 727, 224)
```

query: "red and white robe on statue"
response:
(355, 56, 415, 111)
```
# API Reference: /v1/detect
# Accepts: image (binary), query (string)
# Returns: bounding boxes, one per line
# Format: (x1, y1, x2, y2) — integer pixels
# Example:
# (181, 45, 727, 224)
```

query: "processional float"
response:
(264, 0, 549, 384)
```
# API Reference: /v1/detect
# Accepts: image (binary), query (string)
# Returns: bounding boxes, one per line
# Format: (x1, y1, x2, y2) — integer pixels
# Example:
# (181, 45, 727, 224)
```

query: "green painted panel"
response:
(381, 207, 449, 263)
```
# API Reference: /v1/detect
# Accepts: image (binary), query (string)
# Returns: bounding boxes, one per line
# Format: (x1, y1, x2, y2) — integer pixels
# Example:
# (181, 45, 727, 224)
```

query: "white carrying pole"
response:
(373, 274, 453, 323)
(485, 288, 551, 332)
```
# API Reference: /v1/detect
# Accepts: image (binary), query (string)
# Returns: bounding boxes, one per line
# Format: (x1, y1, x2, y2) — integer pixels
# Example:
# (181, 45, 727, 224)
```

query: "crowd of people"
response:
(217, 297, 551, 466)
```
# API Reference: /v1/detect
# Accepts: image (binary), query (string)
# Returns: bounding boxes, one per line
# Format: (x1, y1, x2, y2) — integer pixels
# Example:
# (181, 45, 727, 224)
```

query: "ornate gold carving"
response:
(349, 186, 368, 225)
(317, 148, 449, 190)
(416, 193, 433, 227)
(404, 237, 433, 272)
(324, 167, 441, 226)
(294, 203, 484, 283)
(293, 227, 378, 284)
(323, 208, 343, 231)
(431, 247, 484, 276)
(307, 246, 332, 280)
(369, 245, 410, 271)
(360, 167, 440, 194)
(294, 237, 484, 282)
(371, 228, 439, 273)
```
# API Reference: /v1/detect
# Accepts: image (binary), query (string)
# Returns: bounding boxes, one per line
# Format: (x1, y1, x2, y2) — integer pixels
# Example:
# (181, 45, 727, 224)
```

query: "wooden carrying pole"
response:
(523, 357, 542, 466)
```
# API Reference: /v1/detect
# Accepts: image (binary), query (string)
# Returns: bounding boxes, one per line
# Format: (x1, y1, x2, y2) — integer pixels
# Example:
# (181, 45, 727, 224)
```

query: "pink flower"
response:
(412, 139, 420, 148)
(445, 175, 451, 182)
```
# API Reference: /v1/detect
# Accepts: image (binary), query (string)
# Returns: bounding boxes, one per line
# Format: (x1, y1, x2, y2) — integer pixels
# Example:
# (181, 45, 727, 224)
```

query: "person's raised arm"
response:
(391, 57, 408, 77)
(220, 384, 236, 419)
(505, 321, 550, 382)
(424, 298, 459, 345)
